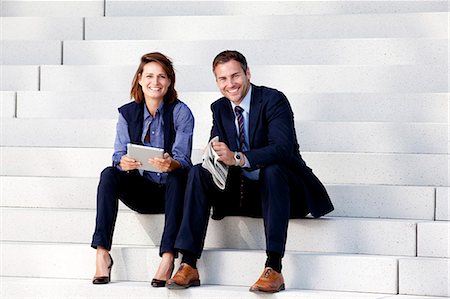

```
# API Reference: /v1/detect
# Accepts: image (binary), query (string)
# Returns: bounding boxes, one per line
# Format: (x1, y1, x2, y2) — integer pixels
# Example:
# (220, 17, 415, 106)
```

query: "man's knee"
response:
(260, 164, 288, 183)
(188, 164, 210, 181)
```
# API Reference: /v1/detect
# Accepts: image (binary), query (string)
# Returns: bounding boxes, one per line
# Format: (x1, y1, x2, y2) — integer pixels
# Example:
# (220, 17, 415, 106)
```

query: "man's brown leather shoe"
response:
(166, 263, 200, 289)
(249, 267, 285, 293)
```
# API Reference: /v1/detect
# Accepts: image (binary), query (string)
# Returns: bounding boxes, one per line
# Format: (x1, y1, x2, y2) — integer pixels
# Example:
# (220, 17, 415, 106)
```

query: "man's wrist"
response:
(234, 151, 245, 167)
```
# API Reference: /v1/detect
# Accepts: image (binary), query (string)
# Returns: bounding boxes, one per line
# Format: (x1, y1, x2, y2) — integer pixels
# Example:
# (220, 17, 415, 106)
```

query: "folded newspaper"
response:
(201, 136, 229, 190)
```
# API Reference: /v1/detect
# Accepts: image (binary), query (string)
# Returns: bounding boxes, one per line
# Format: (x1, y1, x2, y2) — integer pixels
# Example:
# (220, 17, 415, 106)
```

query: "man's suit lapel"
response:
(221, 100, 239, 151)
(248, 84, 262, 147)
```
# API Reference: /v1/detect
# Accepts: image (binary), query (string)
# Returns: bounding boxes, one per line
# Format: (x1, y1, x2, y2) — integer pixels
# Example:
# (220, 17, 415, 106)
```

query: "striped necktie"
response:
(234, 105, 246, 205)
(234, 106, 245, 150)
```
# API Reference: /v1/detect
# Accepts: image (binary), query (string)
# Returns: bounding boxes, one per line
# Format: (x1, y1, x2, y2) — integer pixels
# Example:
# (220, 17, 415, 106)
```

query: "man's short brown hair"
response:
(212, 50, 248, 73)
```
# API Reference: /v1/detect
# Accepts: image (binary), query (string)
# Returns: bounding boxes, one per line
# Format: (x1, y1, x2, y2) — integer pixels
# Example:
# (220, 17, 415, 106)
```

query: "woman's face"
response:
(138, 62, 171, 102)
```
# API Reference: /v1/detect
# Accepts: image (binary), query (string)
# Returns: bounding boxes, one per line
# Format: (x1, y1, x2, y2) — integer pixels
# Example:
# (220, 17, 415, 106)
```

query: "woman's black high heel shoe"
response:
(92, 253, 114, 284)
(151, 263, 174, 288)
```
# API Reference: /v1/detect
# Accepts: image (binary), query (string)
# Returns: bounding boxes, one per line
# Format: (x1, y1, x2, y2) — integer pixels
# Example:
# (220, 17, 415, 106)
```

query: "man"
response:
(166, 50, 334, 293)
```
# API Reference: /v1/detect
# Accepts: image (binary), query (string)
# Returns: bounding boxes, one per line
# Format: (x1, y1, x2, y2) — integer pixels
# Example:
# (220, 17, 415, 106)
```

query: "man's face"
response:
(214, 60, 251, 105)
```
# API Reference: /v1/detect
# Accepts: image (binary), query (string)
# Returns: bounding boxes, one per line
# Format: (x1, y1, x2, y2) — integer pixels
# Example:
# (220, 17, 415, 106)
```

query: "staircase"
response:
(1, 1, 449, 298)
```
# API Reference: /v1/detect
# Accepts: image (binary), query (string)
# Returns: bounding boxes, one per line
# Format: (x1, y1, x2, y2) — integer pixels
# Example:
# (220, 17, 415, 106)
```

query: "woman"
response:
(91, 52, 194, 287)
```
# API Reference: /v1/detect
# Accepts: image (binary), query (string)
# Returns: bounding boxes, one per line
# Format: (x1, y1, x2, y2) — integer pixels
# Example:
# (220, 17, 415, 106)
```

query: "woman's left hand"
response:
(149, 153, 181, 172)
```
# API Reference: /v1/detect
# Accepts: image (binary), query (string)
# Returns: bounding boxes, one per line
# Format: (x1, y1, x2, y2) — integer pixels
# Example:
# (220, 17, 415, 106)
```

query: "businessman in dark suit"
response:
(166, 50, 334, 293)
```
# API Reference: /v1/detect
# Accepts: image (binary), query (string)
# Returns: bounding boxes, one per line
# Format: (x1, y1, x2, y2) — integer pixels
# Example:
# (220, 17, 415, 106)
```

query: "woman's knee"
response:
(99, 166, 117, 181)
(166, 168, 188, 186)
(98, 167, 121, 192)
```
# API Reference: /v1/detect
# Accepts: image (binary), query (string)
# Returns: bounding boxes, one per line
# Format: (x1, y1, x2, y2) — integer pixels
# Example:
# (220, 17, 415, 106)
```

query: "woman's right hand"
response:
(118, 155, 142, 171)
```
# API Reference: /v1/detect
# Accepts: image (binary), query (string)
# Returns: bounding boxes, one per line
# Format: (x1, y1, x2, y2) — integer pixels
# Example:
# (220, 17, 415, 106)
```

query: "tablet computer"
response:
(126, 143, 164, 172)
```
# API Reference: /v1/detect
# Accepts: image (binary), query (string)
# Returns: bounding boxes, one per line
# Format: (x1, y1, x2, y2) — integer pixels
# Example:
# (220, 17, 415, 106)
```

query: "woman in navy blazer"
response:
(91, 52, 194, 287)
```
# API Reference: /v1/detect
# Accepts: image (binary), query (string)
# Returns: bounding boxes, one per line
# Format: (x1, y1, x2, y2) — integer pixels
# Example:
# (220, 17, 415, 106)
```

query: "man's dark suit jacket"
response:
(209, 84, 334, 219)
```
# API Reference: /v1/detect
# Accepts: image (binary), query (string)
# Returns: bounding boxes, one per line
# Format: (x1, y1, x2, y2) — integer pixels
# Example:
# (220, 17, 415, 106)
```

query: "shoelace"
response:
(264, 268, 273, 278)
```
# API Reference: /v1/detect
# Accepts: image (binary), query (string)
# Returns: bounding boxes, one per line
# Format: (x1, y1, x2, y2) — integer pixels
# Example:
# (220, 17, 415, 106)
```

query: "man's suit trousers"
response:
(174, 164, 299, 258)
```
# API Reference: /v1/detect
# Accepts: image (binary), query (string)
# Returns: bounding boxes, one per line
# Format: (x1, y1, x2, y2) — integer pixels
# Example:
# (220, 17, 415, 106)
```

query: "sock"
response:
(181, 251, 198, 269)
(265, 251, 282, 273)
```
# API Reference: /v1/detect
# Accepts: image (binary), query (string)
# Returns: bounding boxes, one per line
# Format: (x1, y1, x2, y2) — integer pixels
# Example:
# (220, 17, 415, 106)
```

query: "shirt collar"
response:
(231, 85, 252, 113)
(144, 100, 165, 119)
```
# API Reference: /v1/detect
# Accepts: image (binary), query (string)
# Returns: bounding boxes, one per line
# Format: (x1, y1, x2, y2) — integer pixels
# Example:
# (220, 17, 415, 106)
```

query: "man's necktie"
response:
(234, 105, 245, 206)
(234, 106, 245, 150)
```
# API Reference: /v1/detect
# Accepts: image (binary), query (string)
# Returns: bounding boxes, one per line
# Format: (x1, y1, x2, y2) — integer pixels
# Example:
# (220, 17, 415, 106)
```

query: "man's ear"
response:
(246, 68, 251, 81)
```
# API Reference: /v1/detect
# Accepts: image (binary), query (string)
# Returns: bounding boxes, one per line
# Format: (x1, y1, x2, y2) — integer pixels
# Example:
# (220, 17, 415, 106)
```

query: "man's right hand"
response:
(212, 141, 238, 166)
(118, 155, 142, 171)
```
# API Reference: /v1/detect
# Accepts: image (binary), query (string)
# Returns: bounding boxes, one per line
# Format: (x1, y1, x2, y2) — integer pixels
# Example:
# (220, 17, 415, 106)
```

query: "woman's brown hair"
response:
(130, 52, 177, 104)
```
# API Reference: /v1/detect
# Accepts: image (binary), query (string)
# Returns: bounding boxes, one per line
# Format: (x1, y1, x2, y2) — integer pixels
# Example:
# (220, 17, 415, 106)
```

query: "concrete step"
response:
(0, 242, 399, 293)
(306, 152, 447, 186)
(0, 176, 436, 220)
(1, 17, 83, 40)
(436, 188, 449, 220)
(2, 279, 447, 299)
(0, 176, 100, 209)
(0, 207, 418, 256)
(417, 222, 450, 258)
(1, 65, 39, 91)
(1, 91, 16, 118)
(15, 91, 448, 123)
(16, 91, 130, 119)
(0, 118, 116, 148)
(1, 147, 447, 186)
(295, 122, 447, 154)
(1, 0, 103, 17)
(1, 40, 62, 65)
(84, 13, 448, 40)
(105, 0, 448, 17)
(2, 0, 447, 17)
(1, 118, 446, 154)
(1, 277, 399, 299)
(39, 65, 447, 93)
(63, 38, 448, 66)
(399, 257, 450, 297)
(327, 184, 436, 220)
